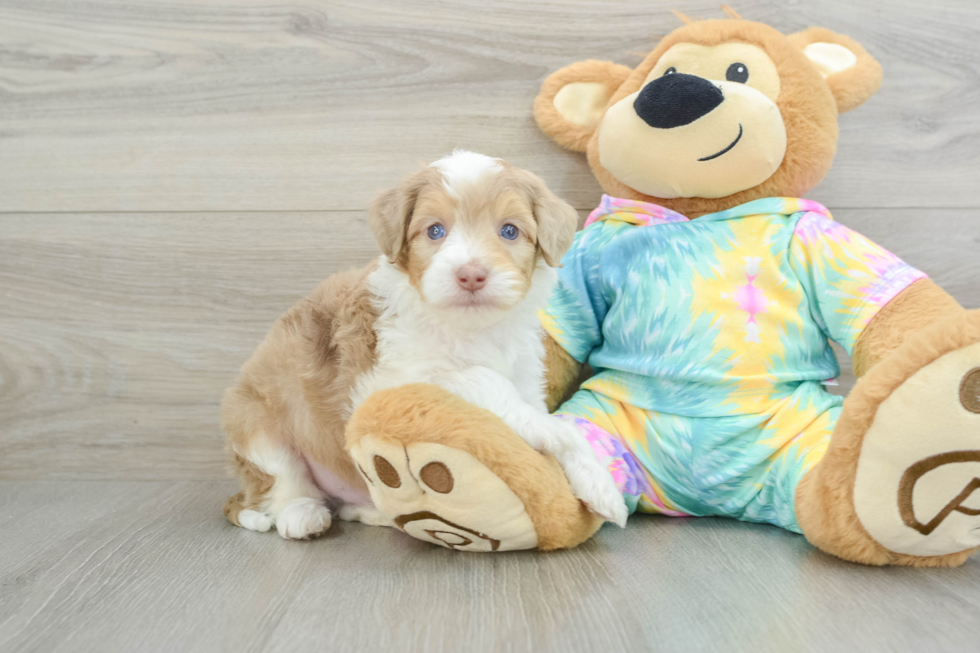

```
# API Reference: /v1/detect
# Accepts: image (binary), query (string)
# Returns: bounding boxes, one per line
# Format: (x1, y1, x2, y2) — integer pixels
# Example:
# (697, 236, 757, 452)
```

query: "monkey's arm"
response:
(544, 333, 584, 413)
(852, 278, 964, 377)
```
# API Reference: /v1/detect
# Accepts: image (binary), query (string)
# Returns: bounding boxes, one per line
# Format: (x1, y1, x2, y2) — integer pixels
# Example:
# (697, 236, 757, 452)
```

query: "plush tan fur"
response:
(534, 16, 884, 414)
(533, 15, 977, 565)
(796, 309, 980, 567)
(852, 278, 964, 377)
(588, 21, 838, 217)
(786, 27, 883, 114)
(543, 333, 582, 412)
(535, 20, 883, 217)
(347, 383, 602, 550)
(533, 60, 634, 152)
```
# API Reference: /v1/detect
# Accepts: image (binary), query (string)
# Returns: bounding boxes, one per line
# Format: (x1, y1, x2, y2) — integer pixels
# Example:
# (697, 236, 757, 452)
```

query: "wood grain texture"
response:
(0, 212, 378, 480)
(1, 209, 977, 480)
(1, 3, 979, 651)
(0, 0, 978, 212)
(0, 481, 977, 653)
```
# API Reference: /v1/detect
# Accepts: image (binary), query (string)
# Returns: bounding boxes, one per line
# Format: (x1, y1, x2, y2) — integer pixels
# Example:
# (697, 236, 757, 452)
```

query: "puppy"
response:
(222, 151, 626, 540)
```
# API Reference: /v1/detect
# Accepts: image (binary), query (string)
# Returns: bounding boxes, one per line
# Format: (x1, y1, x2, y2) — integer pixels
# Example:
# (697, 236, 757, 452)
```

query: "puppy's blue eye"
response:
(427, 224, 446, 240)
(500, 224, 519, 240)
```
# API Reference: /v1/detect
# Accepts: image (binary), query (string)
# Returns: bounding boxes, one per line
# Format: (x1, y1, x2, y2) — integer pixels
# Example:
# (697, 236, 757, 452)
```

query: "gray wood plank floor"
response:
(0, 0, 978, 212)
(1, 481, 979, 653)
(1, 1, 979, 651)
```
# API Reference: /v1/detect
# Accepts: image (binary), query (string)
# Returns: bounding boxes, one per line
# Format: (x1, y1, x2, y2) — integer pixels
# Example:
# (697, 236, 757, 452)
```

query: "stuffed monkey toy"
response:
(346, 15, 980, 566)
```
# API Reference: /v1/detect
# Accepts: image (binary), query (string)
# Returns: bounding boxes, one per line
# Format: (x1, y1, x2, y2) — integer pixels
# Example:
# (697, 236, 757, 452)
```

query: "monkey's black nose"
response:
(633, 73, 724, 129)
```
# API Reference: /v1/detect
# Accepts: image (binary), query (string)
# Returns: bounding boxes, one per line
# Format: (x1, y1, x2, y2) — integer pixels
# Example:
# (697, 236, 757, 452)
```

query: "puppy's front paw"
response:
(519, 414, 586, 457)
(514, 418, 552, 453)
(559, 452, 628, 528)
(276, 498, 333, 540)
(238, 509, 274, 532)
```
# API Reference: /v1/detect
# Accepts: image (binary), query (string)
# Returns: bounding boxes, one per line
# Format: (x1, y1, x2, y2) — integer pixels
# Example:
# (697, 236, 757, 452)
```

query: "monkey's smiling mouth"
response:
(698, 124, 743, 161)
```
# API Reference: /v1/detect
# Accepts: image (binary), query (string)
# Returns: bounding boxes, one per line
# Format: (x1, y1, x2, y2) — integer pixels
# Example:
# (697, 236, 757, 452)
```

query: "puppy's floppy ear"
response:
(534, 60, 634, 152)
(515, 169, 578, 267)
(788, 27, 883, 113)
(368, 169, 429, 266)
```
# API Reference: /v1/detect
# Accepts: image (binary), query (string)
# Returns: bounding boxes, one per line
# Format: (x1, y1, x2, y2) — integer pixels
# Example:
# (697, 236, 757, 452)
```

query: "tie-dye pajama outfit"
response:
(542, 195, 925, 532)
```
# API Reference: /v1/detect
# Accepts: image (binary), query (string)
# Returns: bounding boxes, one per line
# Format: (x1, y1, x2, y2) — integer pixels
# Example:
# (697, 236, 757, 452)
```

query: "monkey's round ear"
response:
(534, 60, 634, 152)
(788, 27, 883, 114)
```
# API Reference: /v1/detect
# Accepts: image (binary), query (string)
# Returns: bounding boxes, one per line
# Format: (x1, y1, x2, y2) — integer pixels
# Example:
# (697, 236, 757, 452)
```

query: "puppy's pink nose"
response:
(456, 264, 488, 292)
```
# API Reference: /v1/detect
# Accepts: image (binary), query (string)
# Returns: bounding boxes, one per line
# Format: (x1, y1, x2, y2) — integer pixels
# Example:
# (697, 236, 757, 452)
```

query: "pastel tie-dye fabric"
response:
(543, 195, 925, 532)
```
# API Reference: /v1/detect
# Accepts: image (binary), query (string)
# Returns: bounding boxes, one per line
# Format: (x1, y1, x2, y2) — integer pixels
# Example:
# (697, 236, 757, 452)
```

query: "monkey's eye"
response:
(726, 62, 749, 83)
(663, 66, 677, 76)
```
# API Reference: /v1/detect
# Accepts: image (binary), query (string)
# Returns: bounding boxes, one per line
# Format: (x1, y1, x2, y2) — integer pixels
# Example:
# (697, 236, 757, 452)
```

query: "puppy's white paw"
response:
(515, 419, 551, 453)
(238, 509, 274, 532)
(560, 452, 628, 528)
(276, 498, 332, 540)
(520, 415, 582, 456)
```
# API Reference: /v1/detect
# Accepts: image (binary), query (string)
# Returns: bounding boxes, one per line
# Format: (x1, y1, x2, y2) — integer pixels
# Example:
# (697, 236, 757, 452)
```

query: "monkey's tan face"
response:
(598, 43, 787, 199)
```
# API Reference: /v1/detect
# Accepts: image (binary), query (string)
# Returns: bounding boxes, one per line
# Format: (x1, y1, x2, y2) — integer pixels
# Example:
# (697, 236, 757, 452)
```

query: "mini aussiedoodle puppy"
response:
(222, 151, 627, 539)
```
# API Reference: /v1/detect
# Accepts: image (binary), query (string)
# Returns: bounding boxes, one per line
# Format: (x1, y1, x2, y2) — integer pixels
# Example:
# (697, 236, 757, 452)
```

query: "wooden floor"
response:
(1, 1, 979, 651)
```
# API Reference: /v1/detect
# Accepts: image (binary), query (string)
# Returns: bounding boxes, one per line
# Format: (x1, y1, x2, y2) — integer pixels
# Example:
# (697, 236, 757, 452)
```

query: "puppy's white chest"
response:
(350, 321, 537, 412)
(349, 259, 551, 414)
